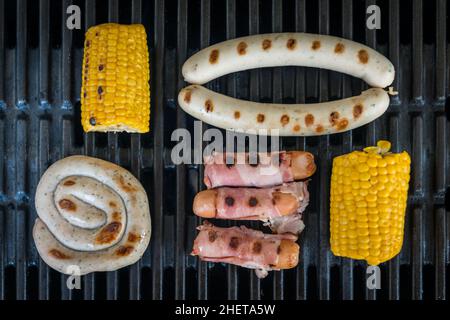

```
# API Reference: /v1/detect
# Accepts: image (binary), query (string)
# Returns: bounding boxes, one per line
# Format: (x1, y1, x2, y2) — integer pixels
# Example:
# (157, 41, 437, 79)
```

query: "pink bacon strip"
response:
(191, 222, 299, 278)
(203, 151, 316, 188)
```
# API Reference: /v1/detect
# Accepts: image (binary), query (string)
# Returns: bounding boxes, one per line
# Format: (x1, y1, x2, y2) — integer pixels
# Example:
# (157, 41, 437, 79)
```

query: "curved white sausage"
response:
(33, 156, 151, 275)
(178, 85, 390, 136)
(182, 33, 395, 88)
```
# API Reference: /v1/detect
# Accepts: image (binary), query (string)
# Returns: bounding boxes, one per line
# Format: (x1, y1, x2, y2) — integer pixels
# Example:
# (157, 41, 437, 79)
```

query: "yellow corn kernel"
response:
(81, 23, 150, 133)
(330, 141, 410, 265)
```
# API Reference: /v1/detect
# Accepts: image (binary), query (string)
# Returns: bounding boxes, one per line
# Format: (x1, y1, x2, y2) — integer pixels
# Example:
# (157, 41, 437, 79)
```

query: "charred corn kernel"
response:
(330, 140, 410, 265)
(81, 23, 150, 133)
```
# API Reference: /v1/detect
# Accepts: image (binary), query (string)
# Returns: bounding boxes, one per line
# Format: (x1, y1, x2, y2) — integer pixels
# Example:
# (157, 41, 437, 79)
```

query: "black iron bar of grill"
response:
(152, 0, 165, 300)
(340, 0, 354, 301)
(0, 0, 4, 291)
(317, 0, 331, 301)
(294, 0, 307, 301)
(175, 0, 188, 301)
(129, 0, 143, 301)
(225, 0, 238, 300)
(248, 0, 261, 301)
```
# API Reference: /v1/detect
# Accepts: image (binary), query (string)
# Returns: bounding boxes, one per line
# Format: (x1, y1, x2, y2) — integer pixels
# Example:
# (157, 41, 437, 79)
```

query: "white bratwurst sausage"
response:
(33, 156, 151, 275)
(178, 85, 389, 136)
(182, 33, 395, 88)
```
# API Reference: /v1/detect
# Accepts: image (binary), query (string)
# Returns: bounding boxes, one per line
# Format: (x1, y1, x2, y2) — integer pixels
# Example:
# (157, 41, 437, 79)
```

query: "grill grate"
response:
(0, 0, 449, 300)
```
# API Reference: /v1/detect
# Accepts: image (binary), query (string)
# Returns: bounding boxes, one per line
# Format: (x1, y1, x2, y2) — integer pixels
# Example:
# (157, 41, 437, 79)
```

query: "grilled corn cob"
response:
(330, 140, 410, 265)
(81, 23, 150, 133)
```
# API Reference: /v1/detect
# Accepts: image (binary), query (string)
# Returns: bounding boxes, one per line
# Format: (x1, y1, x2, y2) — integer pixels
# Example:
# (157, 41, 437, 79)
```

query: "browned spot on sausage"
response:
(229, 237, 240, 250)
(252, 241, 262, 254)
(311, 40, 321, 50)
(329, 111, 340, 125)
(59, 199, 76, 211)
(237, 41, 247, 55)
(248, 197, 258, 207)
(184, 90, 192, 103)
(286, 38, 297, 50)
(109, 201, 117, 208)
(336, 118, 349, 131)
(112, 211, 121, 221)
(257, 114, 265, 123)
(358, 49, 369, 64)
(127, 232, 141, 243)
(293, 124, 301, 132)
(277, 245, 282, 254)
(334, 43, 345, 54)
(305, 114, 314, 126)
(225, 196, 235, 207)
(116, 245, 134, 256)
(117, 175, 137, 193)
(49, 249, 71, 259)
(208, 230, 218, 242)
(63, 180, 76, 186)
(95, 222, 122, 244)
(262, 39, 272, 50)
(234, 111, 241, 119)
(353, 104, 363, 119)
(209, 49, 219, 64)
(205, 99, 214, 112)
(315, 125, 324, 133)
(280, 114, 290, 126)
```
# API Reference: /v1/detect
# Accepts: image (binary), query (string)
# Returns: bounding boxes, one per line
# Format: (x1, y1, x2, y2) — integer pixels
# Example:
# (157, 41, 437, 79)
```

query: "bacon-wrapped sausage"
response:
(192, 222, 299, 278)
(193, 182, 308, 234)
(203, 151, 315, 189)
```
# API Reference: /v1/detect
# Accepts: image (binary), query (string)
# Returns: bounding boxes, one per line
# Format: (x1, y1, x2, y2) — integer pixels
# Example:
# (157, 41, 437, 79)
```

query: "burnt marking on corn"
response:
(280, 115, 290, 126)
(208, 230, 218, 242)
(229, 237, 240, 250)
(95, 222, 122, 244)
(49, 249, 71, 259)
(334, 43, 345, 54)
(305, 114, 314, 126)
(262, 39, 272, 50)
(184, 90, 192, 103)
(205, 99, 214, 112)
(257, 114, 265, 123)
(98, 64, 104, 71)
(252, 242, 262, 254)
(209, 49, 219, 64)
(336, 118, 349, 131)
(116, 245, 134, 256)
(86, 40, 90, 47)
(286, 38, 297, 50)
(237, 41, 248, 55)
(353, 104, 363, 119)
(329, 111, 340, 125)
(248, 197, 258, 207)
(225, 196, 235, 207)
(89, 117, 96, 126)
(127, 232, 141, 243)
(311, 40, 321, 50)
(315, 125, 324, 133)
(98, 86, 103, 95)
(59, 199, 76, 211)
(234, 111, 241, 119)
(63, 180, 76, 186)
(293, 124, 301, 132)
(358, 49, 369, 64)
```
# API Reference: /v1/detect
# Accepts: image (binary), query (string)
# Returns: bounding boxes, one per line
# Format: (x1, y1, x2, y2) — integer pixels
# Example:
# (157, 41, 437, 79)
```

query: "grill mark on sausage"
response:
(237, 41, 248, 55)
(63, 180, 76, 186)
(59, 199, 76, 211)
(358, 49, 369, 64)
(305, 114, 314, 126)
(353, 104, 363, 119)
(49, 249, 71, 259)
(293, 124, 301, 132)
(95, 222, 122, 244)
(252, 242, 262, 254)
(184, 90, 192, 103)
(280, 114, 290, 126)
(329, 111, 340, 125)
(334, 43, 345, 53)
(229, 237, 240, 250)
(315, 125, 324, 133)
(262, 39, 272, 50)
(234, 111, 240, 119)
(109, 201, 117, 208)
(127, 232, 141, 243)
(257, 114, 265, 123)
(248, 197, 258, 207)
(117, 175, 137, 193)
(112, 211, 121, 221)
(286, 38, 297, 50)
(115, 245, 134, 256)
(205, 99, 214, 112)
(311, 40, 321, 50)
(225, 196, 235, 207)
(336, 118, 349, 130)
(209, 49, 219, 64)
(277, 245, 282, 255)
(208, 230, 218, 242)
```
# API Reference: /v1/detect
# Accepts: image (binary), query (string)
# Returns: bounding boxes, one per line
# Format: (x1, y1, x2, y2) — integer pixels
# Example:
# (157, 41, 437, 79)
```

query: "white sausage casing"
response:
(182, 33, 395, 88)
(33, 156, 151, 275)
(178, 85, 389, 136)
